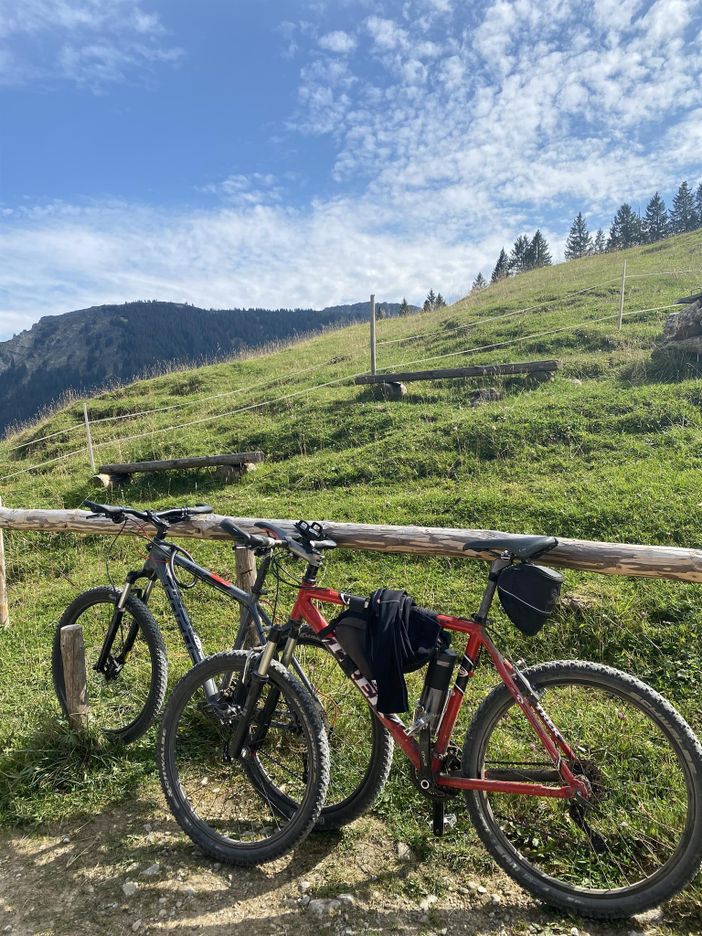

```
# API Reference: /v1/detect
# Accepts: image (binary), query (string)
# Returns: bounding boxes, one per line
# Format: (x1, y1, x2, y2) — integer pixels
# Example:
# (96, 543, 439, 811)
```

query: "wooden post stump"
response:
(92, 472, 130, 489)
(216, 462, 258, 483)
(60, 624, 90, 731)
(382, 381, 407, 401)
(369, 381, 406, 401)
(235, 546, 258, 647)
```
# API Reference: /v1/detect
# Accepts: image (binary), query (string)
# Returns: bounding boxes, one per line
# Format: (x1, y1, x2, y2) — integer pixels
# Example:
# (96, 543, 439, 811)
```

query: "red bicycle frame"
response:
(290, 584, 589, 801)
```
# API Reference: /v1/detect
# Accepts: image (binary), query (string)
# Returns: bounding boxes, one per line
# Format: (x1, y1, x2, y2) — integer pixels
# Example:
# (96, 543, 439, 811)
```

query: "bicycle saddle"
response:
(463, 535, 557, 561)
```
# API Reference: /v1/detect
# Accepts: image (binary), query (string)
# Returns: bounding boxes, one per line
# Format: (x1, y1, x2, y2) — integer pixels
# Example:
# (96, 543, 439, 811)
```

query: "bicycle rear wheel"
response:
(158, 650, 330, 865)
(52, 587, 167, 743)
(462, 660, 702, 919)
(244, 629, 393, 830)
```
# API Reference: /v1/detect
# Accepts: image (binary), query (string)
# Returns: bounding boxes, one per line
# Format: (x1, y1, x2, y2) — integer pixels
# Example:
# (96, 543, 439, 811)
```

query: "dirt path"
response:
(0, 800, 696, 936)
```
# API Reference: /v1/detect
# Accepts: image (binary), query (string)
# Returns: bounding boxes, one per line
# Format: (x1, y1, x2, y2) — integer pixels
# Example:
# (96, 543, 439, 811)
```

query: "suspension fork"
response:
(227, 626, 288, 759)
(95, 572, 141, 674)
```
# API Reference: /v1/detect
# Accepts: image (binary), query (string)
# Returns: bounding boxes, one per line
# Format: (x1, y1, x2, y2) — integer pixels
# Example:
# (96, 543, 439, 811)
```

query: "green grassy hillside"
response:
(2, 232, 702, 921)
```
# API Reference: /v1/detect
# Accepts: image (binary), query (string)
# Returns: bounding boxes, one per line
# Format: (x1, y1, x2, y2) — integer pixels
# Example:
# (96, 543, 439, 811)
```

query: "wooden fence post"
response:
(83, 402, 96, 472)
(0, 497, 8, 628)
(618, 259, 627, 331)
(60, 623, 90, 731)
(235, 546, 258, 647)
(370, 294, 377, 376)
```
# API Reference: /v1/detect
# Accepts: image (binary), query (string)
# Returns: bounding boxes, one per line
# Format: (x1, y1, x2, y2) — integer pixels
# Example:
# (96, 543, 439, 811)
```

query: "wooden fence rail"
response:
(0, 506, 701, 583)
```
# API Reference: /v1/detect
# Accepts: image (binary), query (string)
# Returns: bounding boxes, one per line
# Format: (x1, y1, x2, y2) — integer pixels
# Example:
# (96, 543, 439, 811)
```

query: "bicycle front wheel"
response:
(158, 650, 330, 865)
(52, 587, 167, 743)
(463, 660, 702, 919)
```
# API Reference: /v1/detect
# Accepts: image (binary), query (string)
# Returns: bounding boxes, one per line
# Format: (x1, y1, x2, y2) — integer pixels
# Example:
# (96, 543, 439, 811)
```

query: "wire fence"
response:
(0, 264, 699, 484)
(375, 276, 623, 347)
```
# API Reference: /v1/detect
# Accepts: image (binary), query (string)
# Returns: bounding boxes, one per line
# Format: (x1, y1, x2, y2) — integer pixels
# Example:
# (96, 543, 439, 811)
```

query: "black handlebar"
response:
(83, 500, 335, 563)
(217, 519, 336, 562)
(83, 500, 213, 528)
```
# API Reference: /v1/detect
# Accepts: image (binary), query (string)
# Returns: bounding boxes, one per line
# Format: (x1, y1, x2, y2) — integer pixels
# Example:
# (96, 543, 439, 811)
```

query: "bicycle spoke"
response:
(470, 670, 694, 896)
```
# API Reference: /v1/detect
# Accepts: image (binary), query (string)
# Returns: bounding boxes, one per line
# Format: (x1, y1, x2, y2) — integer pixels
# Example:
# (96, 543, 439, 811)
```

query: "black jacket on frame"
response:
(326, 588, 443, 713)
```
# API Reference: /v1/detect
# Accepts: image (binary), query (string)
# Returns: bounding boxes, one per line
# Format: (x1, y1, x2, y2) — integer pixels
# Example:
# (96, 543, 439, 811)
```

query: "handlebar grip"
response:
(83, 500, 104, 513)
(219, 519, 274, 549)
(188, 504, 214, 515)
(254, 520, 293, 541)
(220, 519, 250, 541)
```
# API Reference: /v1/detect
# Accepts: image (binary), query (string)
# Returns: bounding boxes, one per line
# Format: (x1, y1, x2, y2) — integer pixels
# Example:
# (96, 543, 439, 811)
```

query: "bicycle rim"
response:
(464, 664, 700, 905)
(163, 655, 325, 859)
(56, 593, 158, 737)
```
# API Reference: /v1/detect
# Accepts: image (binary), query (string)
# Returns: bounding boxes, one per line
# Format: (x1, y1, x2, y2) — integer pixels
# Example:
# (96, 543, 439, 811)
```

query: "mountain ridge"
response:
(0, 298, 414, 434)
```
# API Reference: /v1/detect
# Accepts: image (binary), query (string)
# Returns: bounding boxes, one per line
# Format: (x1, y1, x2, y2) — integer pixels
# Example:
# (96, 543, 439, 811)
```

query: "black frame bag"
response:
(496, 562, 563, 636)
(327, 607, 374, 678)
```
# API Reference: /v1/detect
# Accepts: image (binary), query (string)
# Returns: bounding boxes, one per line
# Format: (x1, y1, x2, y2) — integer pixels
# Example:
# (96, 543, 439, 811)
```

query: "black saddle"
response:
(463, 535, 557, 561)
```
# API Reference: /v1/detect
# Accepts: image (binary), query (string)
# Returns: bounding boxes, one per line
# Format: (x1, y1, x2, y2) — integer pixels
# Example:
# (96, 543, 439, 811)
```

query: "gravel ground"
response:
(0, 801, 699, 936)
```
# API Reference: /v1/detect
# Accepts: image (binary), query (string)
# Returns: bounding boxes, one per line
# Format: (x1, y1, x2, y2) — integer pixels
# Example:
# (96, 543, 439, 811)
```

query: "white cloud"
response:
(0, 0, 181, 89)
(365, 16, 408, 50)
(0, 198, 481, 335)
(3, 0, 702, 332)
(199, 173, 283, 206)
(319, 30, 357, 53)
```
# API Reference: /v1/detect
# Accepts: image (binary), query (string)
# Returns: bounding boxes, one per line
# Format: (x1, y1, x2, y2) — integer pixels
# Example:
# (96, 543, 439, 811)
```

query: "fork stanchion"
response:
(60, 623, 90, 732)
(235, 546, 258, 648)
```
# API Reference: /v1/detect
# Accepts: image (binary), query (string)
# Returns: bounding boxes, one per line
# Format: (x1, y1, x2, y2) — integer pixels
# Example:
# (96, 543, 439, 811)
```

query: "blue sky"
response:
(1, 0, 701, 339)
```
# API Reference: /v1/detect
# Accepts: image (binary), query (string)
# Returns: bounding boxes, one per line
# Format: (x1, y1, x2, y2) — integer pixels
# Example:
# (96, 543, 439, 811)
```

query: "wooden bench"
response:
(354, 359, 561, 399)
(95, 452, 265, 488)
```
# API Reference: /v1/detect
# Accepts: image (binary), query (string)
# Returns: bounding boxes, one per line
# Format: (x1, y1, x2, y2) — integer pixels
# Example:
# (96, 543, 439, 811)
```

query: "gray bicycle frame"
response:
(113, 538, 318, 702)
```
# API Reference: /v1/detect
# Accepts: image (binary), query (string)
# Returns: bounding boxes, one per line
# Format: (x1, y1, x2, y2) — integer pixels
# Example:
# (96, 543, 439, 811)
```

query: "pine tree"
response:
(423, 289, 437, 312)
(607, 204, 642, 250)
(670, 181, 697, 233)
(435, 293, 446, 309)
(525, 230, 552, 269)
(509, 235, 530, 274)
(564, 213, 592, 260)
(491, 249, 510, 283)
(399, 297, 410, 315)
(642, 193, 669, 243)
(695, 183, 702, 229)
(471, 272, 487, 291)
(593, 228, 606, 253)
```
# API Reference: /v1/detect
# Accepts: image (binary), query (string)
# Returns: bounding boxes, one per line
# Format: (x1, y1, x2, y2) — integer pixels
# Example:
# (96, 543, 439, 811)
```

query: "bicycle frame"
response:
(290, 585, 589, 801)
(98, 539, 272, 700)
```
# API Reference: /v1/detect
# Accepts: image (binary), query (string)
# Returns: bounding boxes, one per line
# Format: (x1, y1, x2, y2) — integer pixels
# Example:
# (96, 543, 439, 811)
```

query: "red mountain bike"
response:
(158, 522, 702, 920)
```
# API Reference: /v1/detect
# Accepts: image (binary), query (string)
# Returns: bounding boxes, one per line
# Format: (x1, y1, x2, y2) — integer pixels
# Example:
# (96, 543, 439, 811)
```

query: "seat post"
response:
(474, 555, 511, 623)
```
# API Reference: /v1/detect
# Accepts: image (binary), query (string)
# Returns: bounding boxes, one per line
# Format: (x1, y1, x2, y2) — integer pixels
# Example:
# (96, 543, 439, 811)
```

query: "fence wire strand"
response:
(376, 303, 679, 374)
(376, 277, 621, 347)
(0, 274, 691, 483)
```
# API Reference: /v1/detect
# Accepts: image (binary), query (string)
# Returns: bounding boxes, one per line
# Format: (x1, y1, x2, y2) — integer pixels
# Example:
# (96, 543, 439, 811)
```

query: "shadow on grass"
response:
(617, 351, 702, 386)
(63, 468, 241, 508)
(0, 714, 153, 826)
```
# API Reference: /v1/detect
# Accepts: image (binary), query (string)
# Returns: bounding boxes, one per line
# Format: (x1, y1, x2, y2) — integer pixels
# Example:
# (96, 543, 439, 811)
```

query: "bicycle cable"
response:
(167, 542, 198, 590)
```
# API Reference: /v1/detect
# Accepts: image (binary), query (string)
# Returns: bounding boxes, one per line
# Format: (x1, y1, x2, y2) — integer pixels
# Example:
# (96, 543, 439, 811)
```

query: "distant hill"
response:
(0, 299, 415, 433)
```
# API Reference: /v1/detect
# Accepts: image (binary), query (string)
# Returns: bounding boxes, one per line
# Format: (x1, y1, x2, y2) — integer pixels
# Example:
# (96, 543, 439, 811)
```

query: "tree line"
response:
(396, 291, 447, 315)
(471, 179, 702, 292)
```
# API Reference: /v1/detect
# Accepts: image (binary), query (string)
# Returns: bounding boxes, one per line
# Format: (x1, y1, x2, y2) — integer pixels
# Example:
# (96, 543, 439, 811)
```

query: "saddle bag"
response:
(496, 562, 563, 636)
